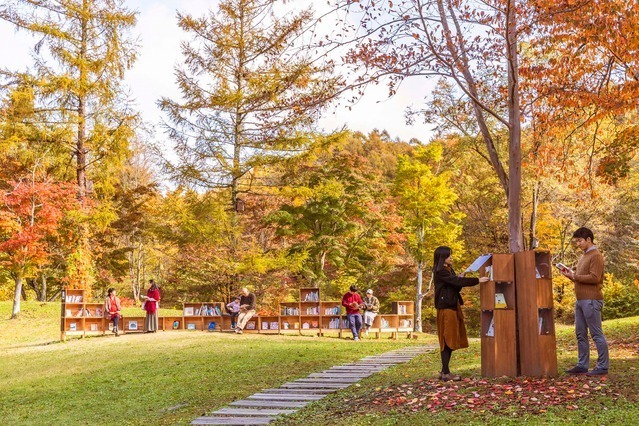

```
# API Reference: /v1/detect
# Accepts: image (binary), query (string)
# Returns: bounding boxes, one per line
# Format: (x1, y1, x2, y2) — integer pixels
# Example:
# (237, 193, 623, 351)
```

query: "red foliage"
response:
(0, 177, 79, 274)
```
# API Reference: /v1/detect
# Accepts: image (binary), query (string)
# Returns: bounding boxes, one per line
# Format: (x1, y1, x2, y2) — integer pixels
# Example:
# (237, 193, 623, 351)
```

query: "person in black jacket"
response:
(433, 246, 489, 381)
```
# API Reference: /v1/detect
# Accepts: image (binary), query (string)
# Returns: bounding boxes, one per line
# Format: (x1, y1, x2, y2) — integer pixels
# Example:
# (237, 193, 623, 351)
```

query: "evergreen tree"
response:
(1, 0, 139, 198)
(159, 0, 340, 209)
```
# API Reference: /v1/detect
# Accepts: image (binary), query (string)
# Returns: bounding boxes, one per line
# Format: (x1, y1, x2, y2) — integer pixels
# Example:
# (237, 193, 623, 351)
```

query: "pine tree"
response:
(159, 0, 340, 209)
(1, 0, 139, 198)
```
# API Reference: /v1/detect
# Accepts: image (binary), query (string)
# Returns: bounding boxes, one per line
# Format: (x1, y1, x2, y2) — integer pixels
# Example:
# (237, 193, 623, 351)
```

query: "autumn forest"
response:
(1, 0, 638, 330)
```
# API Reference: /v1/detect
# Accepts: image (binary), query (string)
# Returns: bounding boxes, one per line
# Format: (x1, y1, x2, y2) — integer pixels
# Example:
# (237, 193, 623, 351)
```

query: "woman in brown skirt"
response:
(433, 246, 488, 381)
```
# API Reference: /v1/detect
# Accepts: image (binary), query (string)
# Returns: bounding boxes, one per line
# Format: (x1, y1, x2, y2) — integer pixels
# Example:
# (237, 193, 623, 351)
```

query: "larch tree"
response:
(0, 0, 139, 199)
(159, 0, 341, 209)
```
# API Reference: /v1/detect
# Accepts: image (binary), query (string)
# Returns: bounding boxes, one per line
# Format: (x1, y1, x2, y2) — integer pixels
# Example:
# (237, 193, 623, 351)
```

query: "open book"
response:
(554, 263, 574, 275)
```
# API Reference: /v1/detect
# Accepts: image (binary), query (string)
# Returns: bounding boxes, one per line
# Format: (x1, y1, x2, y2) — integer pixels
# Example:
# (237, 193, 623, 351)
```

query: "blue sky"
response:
(0, 0, 434, 143)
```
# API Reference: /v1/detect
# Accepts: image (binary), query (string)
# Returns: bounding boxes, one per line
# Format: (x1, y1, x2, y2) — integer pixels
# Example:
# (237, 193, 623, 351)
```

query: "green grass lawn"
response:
(2, 302, 639, 426)
(0, 302, 433, 425)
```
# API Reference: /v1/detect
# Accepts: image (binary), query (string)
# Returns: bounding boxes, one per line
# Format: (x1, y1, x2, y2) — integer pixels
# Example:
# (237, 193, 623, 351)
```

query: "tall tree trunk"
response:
(76, 0, 89, 198)
(414, 260, 424, 332)
(39, 274, 47, 302)
(12, 273, 23, 319)
(529, 181, 540, 249)
(506, 0, 523, 253)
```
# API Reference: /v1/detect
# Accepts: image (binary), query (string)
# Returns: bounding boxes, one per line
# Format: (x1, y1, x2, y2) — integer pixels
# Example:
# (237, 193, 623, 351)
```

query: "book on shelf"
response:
(65, 295, 83, 303)
(282, 307, 299, 316)
(208, 321, 217, 331)
(381, 318, 390, 328)
(486, 316, 495, 337)
(261, 321, 269, 330)
(293, 322, 300, 329)
(90, 323, 98, 331)
(538, 315, 543, 334)
(303, 291, 319, 302)
(187, 323, 196, 330)
(65, 309, 72, 317)
(282, 322, 290, 330)
(494, 293, 507, 309)
(172, 320, 180, 330)
(270, 321, 279, 330)
(485, 265, 494, 280)
(311, 321, 318, 328)
(95, 308, 102, 317)
(184, 307, 194, 316)
(398, 305, 407, 315)
(69, 322, 77, 331)
(302, 322, 310, 329)
(246, 321, 256, 330)
(129, 321, 138, 330)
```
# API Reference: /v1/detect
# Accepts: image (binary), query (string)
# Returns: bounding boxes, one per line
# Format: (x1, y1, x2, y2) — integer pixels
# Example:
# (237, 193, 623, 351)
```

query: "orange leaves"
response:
(342, 375, 621, 416)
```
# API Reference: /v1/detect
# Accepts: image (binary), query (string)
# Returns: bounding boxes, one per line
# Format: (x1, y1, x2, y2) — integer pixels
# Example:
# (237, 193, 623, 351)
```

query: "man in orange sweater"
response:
(562, 227, 609, 376)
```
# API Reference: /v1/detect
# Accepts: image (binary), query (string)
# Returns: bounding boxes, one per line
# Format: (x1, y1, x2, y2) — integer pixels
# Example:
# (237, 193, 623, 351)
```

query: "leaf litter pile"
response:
(341, 375, 634, 415)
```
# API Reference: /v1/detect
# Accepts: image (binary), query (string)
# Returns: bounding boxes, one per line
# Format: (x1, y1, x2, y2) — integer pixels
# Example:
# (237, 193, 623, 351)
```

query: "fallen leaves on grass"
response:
(346, 375, 630, 416)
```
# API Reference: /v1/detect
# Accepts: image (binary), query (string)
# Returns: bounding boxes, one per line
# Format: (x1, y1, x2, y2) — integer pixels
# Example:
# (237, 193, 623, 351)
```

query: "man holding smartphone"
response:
(562, 227, 609, 376)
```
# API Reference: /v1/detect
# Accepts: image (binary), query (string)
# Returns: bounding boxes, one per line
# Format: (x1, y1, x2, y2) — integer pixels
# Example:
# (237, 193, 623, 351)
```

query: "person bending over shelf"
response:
(142, 279, 161, 333)
(104, 288, 122, 336)
(235, 287, 256, 334)
(433, 246, 489, 381)
(226, 296, 241, 329)
(342, 285, 364, 341)
(362, 289, 380, 336)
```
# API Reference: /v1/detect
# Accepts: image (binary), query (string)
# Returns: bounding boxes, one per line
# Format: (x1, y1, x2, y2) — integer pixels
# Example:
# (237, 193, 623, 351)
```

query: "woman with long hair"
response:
(142, 279, 161, 333)
(433, 246, 488, 380)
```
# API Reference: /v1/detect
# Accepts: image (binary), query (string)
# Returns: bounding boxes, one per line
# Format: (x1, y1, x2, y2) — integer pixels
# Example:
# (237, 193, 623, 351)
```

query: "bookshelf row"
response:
(60, 287, 415, 339)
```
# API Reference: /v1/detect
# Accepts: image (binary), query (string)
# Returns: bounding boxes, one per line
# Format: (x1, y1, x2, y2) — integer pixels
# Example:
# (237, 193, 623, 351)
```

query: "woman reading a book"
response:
(433, 246, 489, 381)
(142, 279, 161, 333)
(104, 288, 122, 336)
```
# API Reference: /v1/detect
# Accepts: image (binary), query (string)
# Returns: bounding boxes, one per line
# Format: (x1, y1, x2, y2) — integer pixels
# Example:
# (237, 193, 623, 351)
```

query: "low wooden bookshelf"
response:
(393, 301, 415, 333)
(61, 288, 105, 340)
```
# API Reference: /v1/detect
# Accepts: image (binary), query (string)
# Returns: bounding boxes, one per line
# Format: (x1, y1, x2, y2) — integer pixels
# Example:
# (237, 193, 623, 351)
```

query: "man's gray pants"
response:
(575, 299, 609, 370)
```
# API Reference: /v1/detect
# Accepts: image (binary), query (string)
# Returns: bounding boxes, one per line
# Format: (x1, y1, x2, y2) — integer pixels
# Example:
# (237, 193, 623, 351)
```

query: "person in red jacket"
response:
(104, 288, 122, 336)
(342, 285, 364, 341)
(142, 279, 161, 333)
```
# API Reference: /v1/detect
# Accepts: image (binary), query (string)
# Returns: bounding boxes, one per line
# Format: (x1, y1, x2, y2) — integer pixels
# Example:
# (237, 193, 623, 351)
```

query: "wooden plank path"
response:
(192, 345, 435, 425)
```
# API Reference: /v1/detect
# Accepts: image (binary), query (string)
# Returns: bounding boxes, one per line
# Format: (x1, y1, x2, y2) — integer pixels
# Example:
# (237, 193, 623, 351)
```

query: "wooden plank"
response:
(308, 373, 372, 378)
(329, 365, 387, 370)
(293, 377, 360, 383)
(213, 408, 296, 416)
(280, 382, 348, 389)
(248, 394, 324, 401)
(261, 388, 334, 394)
(191, 416, 273, 425)
(229, 400, 308, 408)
